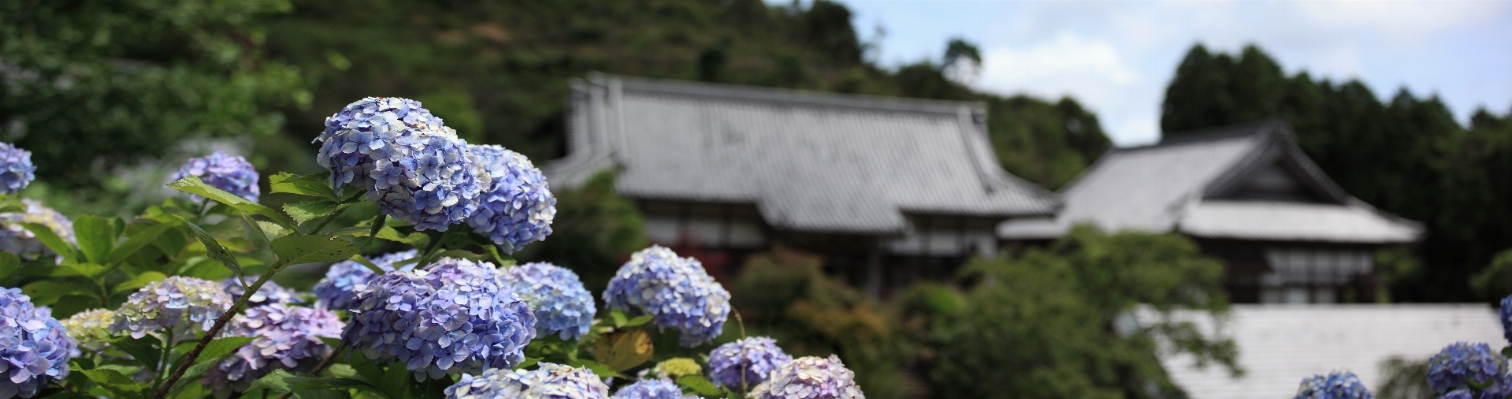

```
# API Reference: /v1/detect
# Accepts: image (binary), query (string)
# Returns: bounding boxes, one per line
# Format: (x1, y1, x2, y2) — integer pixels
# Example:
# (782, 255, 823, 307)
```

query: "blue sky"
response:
(829, 0, 1512, 146)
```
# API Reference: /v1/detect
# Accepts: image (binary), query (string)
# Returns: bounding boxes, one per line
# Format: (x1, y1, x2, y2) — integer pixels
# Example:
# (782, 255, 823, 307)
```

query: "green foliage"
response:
(518, 171, 646, 292)
(1375, 357, 1432, 399)
(929, 225, 1237, 399)
(0, 0, 311, 188)
(1471, 249, 1512, 299)
(1161, 43, 1512, 301)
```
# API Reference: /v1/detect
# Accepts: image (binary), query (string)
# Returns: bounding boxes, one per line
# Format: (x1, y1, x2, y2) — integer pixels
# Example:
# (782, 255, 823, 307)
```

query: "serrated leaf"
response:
(269, 172, 338, 200)
(271, 234, 360, 266)
(373, 226, 428, 245)
(284, 200, 341, 224)
(21, 222, 74, 264)
(107, 220, 181, 264)
(676, 375, 722, 397)
(257, 220, 290, 240)
(64, 263, 109, 279)
(73, 215, 119, 264)
(81, 369, 147, 399)
(112, 271, 167, 293)
(0, 251, 17, 279)
(169, 176, 297, 228)
(109, 335, 163, 370)
(175, 216, 244, 281)
(22, 280, 84, 306)
(592, 329, 653, 372)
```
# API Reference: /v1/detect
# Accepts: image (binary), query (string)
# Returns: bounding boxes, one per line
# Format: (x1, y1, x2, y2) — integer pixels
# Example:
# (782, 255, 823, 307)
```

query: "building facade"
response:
(545, 74, 1059, 297)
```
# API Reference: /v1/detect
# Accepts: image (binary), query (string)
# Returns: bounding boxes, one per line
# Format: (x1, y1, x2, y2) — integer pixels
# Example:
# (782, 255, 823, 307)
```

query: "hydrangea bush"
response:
(0, 97, 859, 399)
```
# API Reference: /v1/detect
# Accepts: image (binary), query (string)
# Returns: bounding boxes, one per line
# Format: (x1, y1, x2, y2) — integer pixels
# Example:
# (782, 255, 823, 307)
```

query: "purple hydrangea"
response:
(603, 246, 731, 347)
(466, 145, 555, 253)
(314, 249, 418, 310)
(750, 355, 863, 399)
(343, 257, 536, 380)
(613, 378, 689, 399)
(315, 97, 488, 231)
(203, 304, 344, 398)
(444, 362, 610, 399)
(220, 278, 302, 308)
(707, 337, 793, 389)
(1440, 389, 1472, 399)
(0, 288, 76, 398)
(1428, 342, 1507, 393)
(499, 262, 594, 340)
(1501, 295, 1512, 346)
(1484, 373, 1512, 399)
(1293, 370, 1373, 399)
(60, 308, 114, 354)
(0, 142, 36, 194)
(0, 199, 74, 260)
(110, 276, 233, 339)
(172, 151, 261, 202)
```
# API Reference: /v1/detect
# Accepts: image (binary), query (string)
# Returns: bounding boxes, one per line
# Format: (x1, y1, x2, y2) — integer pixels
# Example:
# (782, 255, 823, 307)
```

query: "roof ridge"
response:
(590, 72, 985, 115)
(1113, 119, 1286, 153)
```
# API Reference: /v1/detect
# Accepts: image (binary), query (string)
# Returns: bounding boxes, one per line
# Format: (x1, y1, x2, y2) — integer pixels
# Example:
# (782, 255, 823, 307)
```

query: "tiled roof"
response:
(546, 74, 1059, 235)
(1146, 304, 1503, 399)
(998, 120, 1421, 244)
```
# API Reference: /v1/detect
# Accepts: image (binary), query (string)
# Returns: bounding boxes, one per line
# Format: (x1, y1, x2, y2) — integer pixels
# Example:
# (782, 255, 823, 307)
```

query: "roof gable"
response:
(546, 74, 1060, 235)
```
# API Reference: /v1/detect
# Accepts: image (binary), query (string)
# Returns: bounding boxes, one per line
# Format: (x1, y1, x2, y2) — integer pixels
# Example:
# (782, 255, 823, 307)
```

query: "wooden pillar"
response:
(866, 240, 883, 300)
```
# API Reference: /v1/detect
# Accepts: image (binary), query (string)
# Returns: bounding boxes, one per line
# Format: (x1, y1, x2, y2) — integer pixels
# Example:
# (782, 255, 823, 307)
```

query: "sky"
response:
(830, 0, 1512, 146)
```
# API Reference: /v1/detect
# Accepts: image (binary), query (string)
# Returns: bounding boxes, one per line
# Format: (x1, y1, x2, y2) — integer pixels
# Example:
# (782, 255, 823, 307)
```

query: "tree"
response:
(942, 37, 982, 83)
(930, 225, 1238, 399)
(0, 0, 309, 188)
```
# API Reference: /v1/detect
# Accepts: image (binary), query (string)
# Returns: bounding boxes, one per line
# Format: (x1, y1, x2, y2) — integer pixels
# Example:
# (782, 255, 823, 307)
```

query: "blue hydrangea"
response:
(444, 363, 610, 399)
(172, 151, 261, 202)
(1429, 342, 1507, 393)
(707, 337, 793, 389)
(110, 276, 233, 339)
(203, 304, 344, 397)
(0, 199, 74, 260)
(221, 278, 302, 308)
(1293, 370, 1373, 399)
(749, 355, 863, 399)
(467, 145, 555, 253)
(1484, 373, 1512, 399)
(315, 97, 488, 231)
(60, 308, 114, 354)
(314, 249, 418, 310)
(0, 288, 76, 399)
(613, 378, 690, 399)
(0, 142, 36, 195)
(1440, 389, 1472, 399)
(1501, 295, 1512, 346)
(603, 246, 731, 347)
(343, 257, 536, 380)
(499, 262, 594, 340)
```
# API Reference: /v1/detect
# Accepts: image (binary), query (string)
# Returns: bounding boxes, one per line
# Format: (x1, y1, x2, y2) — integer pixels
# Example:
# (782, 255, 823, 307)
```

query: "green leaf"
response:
(622, 314, 654, 328)
(269, 172, 338, 200)
(107, 220, 181, 264)
(256, 220, 290, 240)
(0, 251, 19, 279)
(676, 375, 723, 397)
(63, 263, 109, 279)
(374, 226, 428, 245)
(194, 336, 256, 366)
(610, 310, 629, 327)
(112, 271, 167, 293)
(591, 329, 654, 372)
(380, 362, 409, 399)
(21, 222, 74, 263)
(49, 295, 100, 319)
(567, 359, 620, 379)
(409, 376, 452, 399)
(109, 335, 163, 370)
(270, 234, 360, 266)
(73, 216, 119, 264)
(285, 200, 341, 224)
(175, 216, 244, 280)
(349, 255, 384, 275)
(80, 369, 147, 399)
(168, 176, 297, 228)
(247, 369, 379, 396)
(22, 280, 84, 305)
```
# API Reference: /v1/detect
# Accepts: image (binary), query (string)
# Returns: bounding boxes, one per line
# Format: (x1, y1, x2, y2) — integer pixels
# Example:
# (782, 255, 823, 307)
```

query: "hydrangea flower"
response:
(0, 199, 74, 260)
(613, 378, 688, 399)
(203, 304, 343, 398)
(0, 142, 36, 194)
(603, 246, 731, 347)
(499, 262, 594, 340)
(1293, 370, 1373, 399)
(1501, 295, 1512, 346)
(707, 337, 793, 389)
(221, 278, 302, 308)
(315, 97, 488, 231)
(467, 145, 555, 253)
(343, 257, 536, 380)
(1428, 342, 1507, 393)
(314, 249, 418, 310)
(1484, 373, 1512, 399)
(60, 308, 114, 354)
(110, 276, 233, 339)
(749, 355, 864, 399)
(0, 288, 76, 398)
(443, 362, 609, 399)
(171, 151, 261, 202)
(1440, 389, 1472, 399)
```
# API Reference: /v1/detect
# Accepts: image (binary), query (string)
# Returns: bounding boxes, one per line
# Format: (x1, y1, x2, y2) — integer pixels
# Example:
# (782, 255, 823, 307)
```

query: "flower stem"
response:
(153, 264, 282, 399)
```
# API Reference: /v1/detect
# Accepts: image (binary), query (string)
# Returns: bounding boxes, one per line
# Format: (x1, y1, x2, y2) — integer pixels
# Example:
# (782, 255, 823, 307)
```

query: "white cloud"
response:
(979, 34, 1139, 88)
(1297, 0, 1507, 38)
